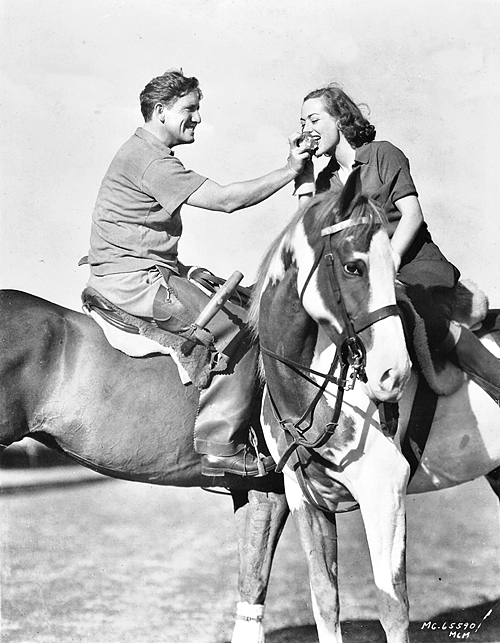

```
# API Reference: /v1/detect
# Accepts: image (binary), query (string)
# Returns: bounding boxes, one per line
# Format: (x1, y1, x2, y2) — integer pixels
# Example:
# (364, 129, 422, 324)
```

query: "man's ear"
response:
(154, 102, 165, 123)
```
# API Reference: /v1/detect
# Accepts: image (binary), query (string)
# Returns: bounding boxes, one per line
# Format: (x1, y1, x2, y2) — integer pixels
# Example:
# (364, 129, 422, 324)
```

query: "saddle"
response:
(81, 268, 253, 389)
(82, 287, 215, 388)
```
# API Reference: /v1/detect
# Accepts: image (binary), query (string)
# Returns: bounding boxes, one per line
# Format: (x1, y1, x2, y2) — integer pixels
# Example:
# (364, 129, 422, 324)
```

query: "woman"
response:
(294, 83, 500, 401)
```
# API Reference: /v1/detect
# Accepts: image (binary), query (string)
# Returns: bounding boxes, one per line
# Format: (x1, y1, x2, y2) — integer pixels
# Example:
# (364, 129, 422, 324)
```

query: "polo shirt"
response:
(316, 140, 421, 238)
(89, 127, 207, 276)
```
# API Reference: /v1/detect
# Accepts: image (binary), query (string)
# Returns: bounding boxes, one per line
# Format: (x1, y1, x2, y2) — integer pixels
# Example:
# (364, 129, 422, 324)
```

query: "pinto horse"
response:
(250, 181, 500, 642)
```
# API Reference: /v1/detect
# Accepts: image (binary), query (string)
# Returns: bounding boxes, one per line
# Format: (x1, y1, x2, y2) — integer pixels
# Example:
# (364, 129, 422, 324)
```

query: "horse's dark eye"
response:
(344, 262, 362, 276)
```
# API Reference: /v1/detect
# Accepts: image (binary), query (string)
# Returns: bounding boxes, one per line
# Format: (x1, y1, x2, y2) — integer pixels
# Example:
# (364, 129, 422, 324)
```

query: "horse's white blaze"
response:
(295, 223, 410, 402)
(364, 229, 411, 401)
(295, 221, 344, 335)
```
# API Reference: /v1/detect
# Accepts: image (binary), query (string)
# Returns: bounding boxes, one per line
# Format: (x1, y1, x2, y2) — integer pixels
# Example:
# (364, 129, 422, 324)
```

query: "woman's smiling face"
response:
(300, 97, 341, 157)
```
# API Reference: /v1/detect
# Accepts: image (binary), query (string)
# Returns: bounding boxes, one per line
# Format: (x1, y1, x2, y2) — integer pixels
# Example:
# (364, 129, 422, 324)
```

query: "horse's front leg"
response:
(356, 445, 410, 643)
(231, 488, 289, 643)
(284, 475, 343, 643)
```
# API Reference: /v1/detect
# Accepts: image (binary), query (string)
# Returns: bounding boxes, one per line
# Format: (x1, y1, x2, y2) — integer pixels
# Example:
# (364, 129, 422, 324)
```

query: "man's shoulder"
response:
(108, 130, 181, 179)
(115, 129, 165, 159)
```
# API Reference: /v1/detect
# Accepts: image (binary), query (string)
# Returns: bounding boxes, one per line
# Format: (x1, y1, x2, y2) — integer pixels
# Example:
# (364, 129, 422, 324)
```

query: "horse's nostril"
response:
(378, 366, 408, 393)
(380, 369, 396, 387)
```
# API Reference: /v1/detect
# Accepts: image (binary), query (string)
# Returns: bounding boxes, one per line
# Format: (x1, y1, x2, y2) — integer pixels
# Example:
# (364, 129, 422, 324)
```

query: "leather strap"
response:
(402, 376, 438, 482)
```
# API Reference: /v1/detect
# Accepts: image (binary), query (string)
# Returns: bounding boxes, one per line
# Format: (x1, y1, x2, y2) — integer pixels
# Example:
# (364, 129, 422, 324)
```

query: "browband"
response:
(321, 217, 371, 237)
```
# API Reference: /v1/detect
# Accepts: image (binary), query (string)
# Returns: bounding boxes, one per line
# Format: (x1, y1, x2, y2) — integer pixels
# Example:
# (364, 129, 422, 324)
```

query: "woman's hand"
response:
(293, 158, 315, 197)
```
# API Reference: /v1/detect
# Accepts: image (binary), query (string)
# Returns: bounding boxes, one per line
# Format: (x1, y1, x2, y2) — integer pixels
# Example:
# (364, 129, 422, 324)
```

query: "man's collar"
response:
(134, 127, 174, 156)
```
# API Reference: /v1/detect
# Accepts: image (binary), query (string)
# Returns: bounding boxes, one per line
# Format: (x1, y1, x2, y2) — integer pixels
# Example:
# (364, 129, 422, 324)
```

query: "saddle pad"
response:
(82, 287, 213, 388)
(88, 309, 191, 384)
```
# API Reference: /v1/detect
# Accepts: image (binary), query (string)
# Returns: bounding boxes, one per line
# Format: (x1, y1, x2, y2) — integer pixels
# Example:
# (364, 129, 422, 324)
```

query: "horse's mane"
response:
(248, 188, 385, 336)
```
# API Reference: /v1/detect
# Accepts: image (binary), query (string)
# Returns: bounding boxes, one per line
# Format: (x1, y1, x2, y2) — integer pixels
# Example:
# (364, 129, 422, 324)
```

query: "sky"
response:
(1, 0, 499, 311)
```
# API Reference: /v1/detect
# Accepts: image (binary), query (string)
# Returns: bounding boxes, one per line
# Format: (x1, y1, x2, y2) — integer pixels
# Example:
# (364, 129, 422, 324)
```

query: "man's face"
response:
(162, 91, 201, 147)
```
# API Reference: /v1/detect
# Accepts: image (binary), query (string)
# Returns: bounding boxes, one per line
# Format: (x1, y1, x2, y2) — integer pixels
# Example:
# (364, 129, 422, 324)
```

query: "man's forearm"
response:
(221, 165, 298, 212)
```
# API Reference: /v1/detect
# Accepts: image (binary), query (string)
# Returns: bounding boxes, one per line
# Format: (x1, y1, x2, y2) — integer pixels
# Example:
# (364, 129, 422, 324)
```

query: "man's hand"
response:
(287, 132, 311, 175)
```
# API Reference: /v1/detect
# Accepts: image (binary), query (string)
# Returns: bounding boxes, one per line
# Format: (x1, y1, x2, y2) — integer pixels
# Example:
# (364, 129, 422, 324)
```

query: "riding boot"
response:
(153, 277, 275, 477)
(446, 324, 500, 403)
(196, 337, 275, 477)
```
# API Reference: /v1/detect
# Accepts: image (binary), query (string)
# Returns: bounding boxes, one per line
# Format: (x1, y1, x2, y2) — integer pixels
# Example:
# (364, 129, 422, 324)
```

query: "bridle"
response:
(260, 216, 399, 514)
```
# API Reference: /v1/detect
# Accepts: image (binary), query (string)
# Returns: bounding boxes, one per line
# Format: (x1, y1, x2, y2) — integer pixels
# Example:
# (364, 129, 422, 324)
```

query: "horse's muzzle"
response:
(362, 358, 412, 403)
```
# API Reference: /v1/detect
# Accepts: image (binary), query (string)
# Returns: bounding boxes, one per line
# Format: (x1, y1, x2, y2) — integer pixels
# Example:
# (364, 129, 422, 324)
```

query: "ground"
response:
(1, 470, 499, 643)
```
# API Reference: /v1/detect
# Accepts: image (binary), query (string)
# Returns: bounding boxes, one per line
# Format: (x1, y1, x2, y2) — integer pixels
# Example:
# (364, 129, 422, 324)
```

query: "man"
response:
(87, 69, 309, 476)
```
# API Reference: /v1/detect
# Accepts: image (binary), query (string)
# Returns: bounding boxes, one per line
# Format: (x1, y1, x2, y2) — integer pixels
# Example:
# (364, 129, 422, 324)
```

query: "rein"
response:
(261, 216, 399, 515)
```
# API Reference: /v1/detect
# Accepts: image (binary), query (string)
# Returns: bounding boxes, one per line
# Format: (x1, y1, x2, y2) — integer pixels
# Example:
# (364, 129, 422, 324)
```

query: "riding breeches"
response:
(398, 240, 460, 352)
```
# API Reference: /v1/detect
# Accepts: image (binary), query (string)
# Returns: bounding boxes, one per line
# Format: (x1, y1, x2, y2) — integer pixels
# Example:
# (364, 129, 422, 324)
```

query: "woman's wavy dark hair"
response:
(140, 68, 202, 122)
(304, 84, 376, 148)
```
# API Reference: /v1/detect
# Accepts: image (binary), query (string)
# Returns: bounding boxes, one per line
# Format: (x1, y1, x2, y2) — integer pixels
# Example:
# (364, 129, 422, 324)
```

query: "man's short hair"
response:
(139, 69, 202, 121)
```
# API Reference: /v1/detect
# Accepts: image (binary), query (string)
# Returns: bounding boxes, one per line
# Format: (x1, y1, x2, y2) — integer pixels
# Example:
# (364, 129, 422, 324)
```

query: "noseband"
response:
(260, 216, 399, 514)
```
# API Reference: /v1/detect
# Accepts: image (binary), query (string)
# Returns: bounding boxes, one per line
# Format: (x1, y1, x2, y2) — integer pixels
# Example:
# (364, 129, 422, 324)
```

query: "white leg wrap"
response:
(231, 602, 265, 643)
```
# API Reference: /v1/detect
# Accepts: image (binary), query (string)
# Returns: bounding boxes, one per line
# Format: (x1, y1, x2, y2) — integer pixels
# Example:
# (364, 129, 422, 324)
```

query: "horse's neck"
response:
(260, 268, 323, 415)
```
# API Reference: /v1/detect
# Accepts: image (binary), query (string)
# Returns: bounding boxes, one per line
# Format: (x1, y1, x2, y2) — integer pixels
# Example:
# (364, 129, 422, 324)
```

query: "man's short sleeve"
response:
(142, 155, 207, 214)
(375, 141, 418, 203)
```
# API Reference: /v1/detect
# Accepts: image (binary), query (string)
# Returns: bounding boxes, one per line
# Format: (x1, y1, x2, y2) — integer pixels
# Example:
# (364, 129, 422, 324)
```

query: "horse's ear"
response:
(338, 166, 363, 216)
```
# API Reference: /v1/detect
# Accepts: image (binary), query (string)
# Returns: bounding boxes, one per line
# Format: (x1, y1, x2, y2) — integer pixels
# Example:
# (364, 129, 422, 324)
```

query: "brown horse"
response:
(0, 287, 292, 642)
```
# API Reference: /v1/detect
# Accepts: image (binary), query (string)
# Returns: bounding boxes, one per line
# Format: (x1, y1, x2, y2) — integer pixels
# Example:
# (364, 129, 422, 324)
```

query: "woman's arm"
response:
(391, 194, 424, 270)
(293, 158, 315, 207)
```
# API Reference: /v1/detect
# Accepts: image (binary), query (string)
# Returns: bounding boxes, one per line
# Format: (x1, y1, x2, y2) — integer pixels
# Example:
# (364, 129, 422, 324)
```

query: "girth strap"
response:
(402, 376, 438, 483)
